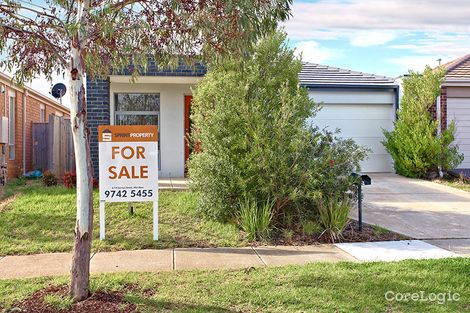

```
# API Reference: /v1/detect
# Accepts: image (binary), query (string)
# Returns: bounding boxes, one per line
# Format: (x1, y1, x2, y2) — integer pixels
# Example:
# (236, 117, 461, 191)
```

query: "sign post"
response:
(98, 125, 159, 240)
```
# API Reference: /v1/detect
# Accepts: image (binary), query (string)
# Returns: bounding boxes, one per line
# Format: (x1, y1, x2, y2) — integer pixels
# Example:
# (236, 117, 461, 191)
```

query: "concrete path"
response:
(354, 173, 470, 240)
(0, 245, 354, 280)
(1, 241, 467, 280)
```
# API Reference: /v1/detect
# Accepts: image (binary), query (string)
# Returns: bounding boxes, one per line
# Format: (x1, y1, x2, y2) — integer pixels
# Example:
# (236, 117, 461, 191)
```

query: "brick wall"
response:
(118, 60, 206, 77)
(86, 78, 110, 178)
(0, 82, 70, 179)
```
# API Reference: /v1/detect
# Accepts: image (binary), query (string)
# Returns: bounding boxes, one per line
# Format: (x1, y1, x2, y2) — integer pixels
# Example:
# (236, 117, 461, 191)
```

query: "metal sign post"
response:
(98, 125, 159, 240)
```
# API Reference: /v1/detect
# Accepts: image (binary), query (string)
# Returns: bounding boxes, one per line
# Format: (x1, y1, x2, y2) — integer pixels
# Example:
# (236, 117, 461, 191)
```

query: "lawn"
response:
(1, 258, 469, 312)
(0, 181, 244, 256)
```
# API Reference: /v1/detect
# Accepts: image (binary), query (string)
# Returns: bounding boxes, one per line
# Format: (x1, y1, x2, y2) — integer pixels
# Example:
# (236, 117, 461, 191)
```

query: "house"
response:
(435, 54, 470, 171)
(0, 72, 70, 179)
(87, 62, 399, 178)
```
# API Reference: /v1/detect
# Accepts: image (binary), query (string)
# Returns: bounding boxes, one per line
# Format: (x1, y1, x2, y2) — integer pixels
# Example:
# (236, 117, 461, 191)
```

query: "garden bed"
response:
(2, 258, 469, 312)
(271, 220, 409, 246)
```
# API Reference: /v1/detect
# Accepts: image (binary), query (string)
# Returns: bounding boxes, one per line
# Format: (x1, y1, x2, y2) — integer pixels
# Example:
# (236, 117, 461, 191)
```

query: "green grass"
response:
(1, 258, 469, 312)
(43, 293, 74, 311)
(0, 181, 244, 256)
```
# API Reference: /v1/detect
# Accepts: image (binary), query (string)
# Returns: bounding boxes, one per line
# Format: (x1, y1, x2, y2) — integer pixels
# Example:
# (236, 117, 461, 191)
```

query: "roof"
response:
(299, 62, 397, 88)
(441, 54, 470, 81)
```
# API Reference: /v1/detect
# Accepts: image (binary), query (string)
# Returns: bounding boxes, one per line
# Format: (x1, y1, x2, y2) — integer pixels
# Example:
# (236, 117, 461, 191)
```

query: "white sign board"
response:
(98, 125, 159, 240)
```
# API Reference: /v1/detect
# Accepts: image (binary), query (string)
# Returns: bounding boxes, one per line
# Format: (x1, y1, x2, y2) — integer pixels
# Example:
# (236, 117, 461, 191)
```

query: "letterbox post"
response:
(351, 173, 371, 232)
(358, 182, 363, 231)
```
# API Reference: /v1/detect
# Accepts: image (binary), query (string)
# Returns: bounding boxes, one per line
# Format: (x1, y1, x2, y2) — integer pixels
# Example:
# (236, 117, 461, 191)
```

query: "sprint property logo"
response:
(102, 129, 112, 142)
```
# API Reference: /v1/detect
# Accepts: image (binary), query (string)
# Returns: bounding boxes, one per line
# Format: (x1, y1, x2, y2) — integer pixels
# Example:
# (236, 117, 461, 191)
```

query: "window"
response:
(114, 93, 161, 167)
(40, 104, 45, 122)
(8, 95, 15, 160)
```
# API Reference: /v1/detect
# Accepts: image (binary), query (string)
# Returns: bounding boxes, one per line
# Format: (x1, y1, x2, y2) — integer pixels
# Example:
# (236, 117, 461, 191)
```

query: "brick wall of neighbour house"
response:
(440, 86, 448, 131)
(0, 83, 70, 179)
(87, 62, 207, 179)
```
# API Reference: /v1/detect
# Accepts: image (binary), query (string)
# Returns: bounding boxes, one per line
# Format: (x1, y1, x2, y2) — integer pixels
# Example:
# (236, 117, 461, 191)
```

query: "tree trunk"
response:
(69, 0, 93, 302)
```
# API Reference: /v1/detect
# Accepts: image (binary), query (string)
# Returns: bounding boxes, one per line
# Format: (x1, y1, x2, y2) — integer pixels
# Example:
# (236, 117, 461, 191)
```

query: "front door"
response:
(184, 95, 193, 175)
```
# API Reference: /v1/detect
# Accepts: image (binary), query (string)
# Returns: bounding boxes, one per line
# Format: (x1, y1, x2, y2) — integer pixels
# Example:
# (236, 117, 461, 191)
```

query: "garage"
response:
(300, 63, 399, 172)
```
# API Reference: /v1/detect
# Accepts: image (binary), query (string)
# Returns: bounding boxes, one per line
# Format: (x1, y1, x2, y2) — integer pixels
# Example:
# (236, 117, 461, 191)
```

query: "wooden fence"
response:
(32, 115, 75, 178)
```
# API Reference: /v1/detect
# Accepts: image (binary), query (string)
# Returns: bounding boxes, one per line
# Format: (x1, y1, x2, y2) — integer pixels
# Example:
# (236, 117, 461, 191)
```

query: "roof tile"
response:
(442, 54, 470, 80)
(299, 62, 396, 87)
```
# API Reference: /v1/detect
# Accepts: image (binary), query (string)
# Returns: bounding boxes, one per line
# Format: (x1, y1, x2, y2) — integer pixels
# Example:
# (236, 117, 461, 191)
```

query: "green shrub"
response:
(317, 196, 351, 243)
(42, 170, 58, 187)
(301, 220, 321, 236)
(9, 177, 26, 187)
(189, 31, 367, 226)
(282, 229, 295, 242)
(238, 197, 274, 241)
(383, 66, 463, 178)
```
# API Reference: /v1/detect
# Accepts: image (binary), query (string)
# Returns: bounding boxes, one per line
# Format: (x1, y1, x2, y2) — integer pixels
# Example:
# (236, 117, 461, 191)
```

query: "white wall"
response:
(447, 97, 470, 169)
(110, 82, 194, 177)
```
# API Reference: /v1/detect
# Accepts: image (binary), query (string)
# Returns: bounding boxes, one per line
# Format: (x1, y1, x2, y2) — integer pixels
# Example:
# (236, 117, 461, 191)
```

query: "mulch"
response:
(270, 220, 409, 246)
(8, 285, 137, 313)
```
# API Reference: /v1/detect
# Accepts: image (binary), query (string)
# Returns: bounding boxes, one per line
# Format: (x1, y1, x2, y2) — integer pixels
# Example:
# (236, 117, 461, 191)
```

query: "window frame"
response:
(39, 104, 45, 123)
(113, 93, 161, 169)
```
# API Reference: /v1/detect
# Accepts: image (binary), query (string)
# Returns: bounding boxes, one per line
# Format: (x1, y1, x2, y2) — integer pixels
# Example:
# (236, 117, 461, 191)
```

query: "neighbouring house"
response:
(87, 61, 399, 178)
(434, 54, 470, 172)
(0, 72, 70, 179)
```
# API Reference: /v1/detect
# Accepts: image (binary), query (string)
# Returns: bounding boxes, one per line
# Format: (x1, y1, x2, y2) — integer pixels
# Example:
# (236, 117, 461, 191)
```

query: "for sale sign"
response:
(98, 125, 158, 203)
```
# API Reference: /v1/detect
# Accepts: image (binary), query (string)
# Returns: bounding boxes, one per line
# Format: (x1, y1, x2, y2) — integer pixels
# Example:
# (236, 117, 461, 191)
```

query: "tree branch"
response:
(0, 23, 67, 65)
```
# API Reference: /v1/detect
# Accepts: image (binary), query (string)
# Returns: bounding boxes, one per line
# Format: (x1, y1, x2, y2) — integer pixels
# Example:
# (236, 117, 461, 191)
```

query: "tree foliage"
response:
(0, 0, 292, 82)
(188, 32, 367, 227)
(383, 66, 463, 178)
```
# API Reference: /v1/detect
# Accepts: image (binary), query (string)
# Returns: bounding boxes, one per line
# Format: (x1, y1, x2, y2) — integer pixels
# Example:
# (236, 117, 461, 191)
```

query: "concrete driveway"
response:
(354, 173, 470, 240)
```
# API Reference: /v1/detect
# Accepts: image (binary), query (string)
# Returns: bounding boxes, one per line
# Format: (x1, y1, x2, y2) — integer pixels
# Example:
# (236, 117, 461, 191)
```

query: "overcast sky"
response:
(8, 0, 470, 107)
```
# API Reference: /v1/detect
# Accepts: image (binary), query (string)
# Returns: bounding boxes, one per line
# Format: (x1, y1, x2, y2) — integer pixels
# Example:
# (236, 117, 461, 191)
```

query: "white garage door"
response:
(447, 98, 470, 169)
(308, 90, 395, 172)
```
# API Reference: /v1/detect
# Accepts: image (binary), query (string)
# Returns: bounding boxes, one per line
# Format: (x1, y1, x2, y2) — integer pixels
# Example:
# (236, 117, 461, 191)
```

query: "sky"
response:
(5, 0, 470, 107)
(286, 0, 470, 77)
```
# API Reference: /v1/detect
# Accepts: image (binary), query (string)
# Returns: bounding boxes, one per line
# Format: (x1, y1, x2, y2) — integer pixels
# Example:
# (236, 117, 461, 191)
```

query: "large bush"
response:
(188, 32, 366, 227)
(383, 66, 463, 178)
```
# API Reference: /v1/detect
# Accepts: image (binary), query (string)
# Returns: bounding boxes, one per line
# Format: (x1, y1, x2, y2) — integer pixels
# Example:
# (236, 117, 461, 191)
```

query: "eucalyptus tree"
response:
(0, 0, 291, 301)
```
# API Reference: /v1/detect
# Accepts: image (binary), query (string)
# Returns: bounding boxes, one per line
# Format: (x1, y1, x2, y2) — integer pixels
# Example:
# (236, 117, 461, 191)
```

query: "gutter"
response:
(301, 83, 398, 90)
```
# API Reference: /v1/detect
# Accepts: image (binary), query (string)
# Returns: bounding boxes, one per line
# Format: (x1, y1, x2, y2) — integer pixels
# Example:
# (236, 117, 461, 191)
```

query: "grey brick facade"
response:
(86, 77, 110, 178)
